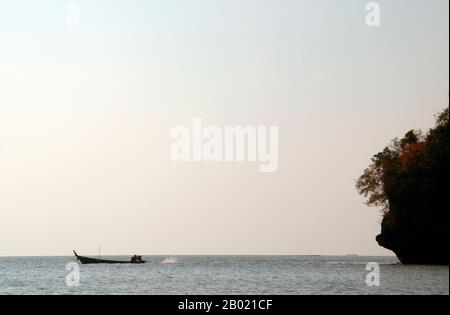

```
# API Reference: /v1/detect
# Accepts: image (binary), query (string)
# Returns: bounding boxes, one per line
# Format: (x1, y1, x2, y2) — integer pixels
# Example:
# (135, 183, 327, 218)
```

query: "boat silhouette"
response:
(73, 250, 146, 264)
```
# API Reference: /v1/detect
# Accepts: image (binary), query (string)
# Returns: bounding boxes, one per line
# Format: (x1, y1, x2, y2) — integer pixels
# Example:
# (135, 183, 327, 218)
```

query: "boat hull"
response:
(74, 251, 146, 264)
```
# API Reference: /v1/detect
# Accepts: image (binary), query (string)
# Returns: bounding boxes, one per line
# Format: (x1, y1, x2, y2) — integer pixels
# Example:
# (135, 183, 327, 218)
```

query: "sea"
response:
(0, 256, 448, 295)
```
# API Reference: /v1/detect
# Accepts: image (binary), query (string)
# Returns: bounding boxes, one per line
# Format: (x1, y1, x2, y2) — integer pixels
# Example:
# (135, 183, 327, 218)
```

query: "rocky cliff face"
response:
(376, 212, 449, 265)
(357, 108, 449, 265)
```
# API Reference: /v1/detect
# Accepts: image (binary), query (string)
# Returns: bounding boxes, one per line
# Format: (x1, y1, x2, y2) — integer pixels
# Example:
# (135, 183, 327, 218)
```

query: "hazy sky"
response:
(0, 0, 448, 256)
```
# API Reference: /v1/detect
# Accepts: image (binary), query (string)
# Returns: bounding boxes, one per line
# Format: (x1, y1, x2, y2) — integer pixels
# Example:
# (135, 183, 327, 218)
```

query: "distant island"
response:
(357, 107, 449, 265)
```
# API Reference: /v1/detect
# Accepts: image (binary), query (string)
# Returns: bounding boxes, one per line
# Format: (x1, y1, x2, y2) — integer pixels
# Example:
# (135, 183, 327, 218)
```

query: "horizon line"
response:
(0, 253, 397, 258)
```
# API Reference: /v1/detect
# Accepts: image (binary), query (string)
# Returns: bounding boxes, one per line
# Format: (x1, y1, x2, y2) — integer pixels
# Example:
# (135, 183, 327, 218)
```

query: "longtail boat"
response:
(73, 251, 146, 264)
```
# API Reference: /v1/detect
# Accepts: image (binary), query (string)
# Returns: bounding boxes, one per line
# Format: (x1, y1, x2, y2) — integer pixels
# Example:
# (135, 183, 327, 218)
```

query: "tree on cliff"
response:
(356, 107, 449, 265)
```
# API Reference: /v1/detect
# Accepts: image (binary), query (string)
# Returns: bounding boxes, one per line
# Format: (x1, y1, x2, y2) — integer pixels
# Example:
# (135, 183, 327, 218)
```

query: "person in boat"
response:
(131, 255, 143, 263)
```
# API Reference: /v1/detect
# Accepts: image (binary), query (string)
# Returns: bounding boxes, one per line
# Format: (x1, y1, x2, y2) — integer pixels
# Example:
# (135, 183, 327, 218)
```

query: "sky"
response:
(0, 0, 448, 256)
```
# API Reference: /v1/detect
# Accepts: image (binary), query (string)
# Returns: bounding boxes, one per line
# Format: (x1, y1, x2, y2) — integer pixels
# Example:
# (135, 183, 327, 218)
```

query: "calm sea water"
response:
(0, 256, 448, 295)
